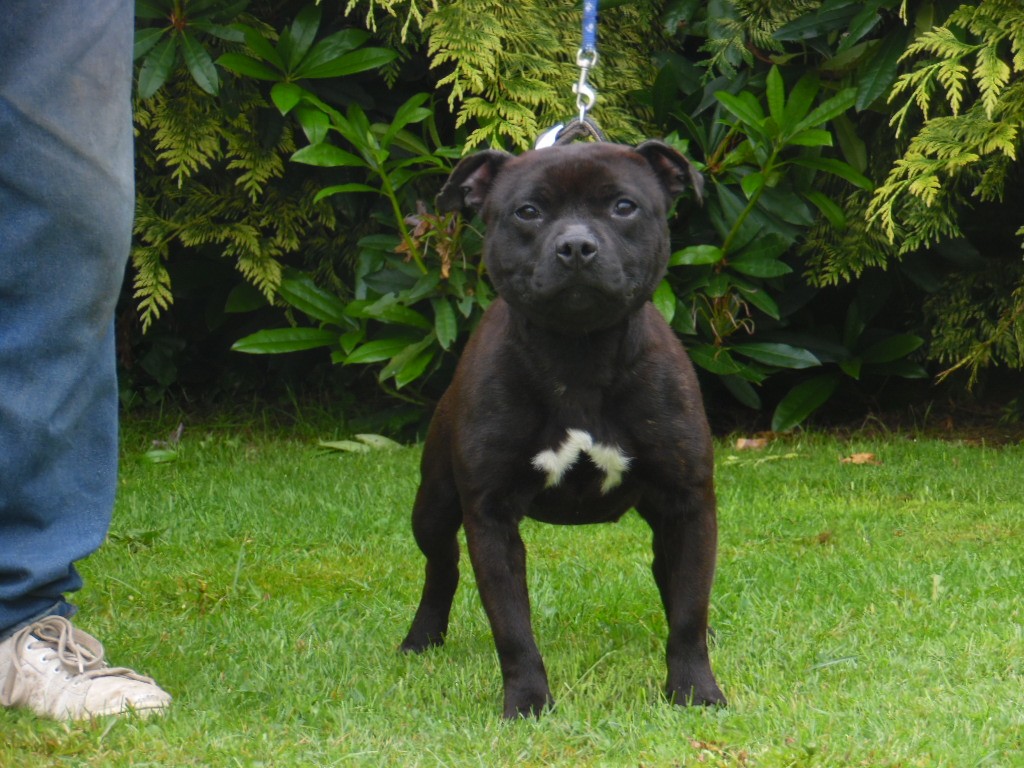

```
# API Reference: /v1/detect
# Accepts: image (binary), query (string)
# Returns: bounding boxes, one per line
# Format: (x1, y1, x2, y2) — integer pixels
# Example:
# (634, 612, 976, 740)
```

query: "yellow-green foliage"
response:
(701, 0, 819, 75)
(869, 0, 1023, 251)
(800, 192, 897, 286)
(133, 77, 339, 331)
(924, 268, 1024, 382)
(348, 0, 666, 148)
(867, 0, 1024, 377)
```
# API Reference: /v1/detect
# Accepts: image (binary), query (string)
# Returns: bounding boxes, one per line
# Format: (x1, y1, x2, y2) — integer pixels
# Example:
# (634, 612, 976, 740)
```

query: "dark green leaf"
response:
(729, 258, 793, 278)
(190, 20, 246, 43)
(295, 106, 330, 144)
(855, 31, 907, 111)
(134, 27, 166, 61)
(378, 336, 434, 383)
(845, 274, 892, 345)
(278, 273, 348, 326)
(791, 88, 856, 134)
(731, 342, 820, 369)
(298, 29, 371, 74)
(791, 156, 873, 190)
(653, 280, 677, 324)
(688, 345, 744, 375)
(757, 187, 814, 227)
(181, 31, 219, 95)
(383, 93, 433, 147)
(345, 337, 420, 364)
(860, 334, 924, 364)
(312, 183, 378, 203)
(670, 244, 724, 266)
(137, 36, 178, 99)
(782, 74, 820, 128)
(721, 374, 762, 409)
(394, 347, 436, 389)
(281, 4, 321, 71)
(184, 0, 220, 16)
(292, 143, 367, 168)
(432, 298, 458, 350)
(271, 82, 303, 115)
(239, 24, 284, 71)
(804, 190, 847, 228)
(407, 272, 443, 303)
(707, 272, 732, 298)
(833, 113, 867, 173)
(771, 374, 840, 431)
(301, 48, 398, 80)
(672, 303, 697, 335)
(732, 233, 790, 262)
(224, 282, 268, 313)
(837, 1, 884, 52)
(338, 328, 365, 355)
(351, 298, 432, 330)
(766, 66, 785, 124)
(713, 183, 760, 251)
(773, 3, 860, 41)
(740, 171, 765, 200)
(231, 327, 336, 354)
(840, 358, 863, 379)
(715, 90, 766, 129)
(383, 128, 435, 159)
(215, 52, 281, 81)
(787, 129, 833, 147)
(736, 284, 780, 319)
(206, 0, 250, 24)
(865, 359, 928, 378)
(136, 1, 168, 20)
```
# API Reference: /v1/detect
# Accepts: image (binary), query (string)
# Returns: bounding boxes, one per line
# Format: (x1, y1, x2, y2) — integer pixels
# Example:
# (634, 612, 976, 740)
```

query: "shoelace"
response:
(7, 616, 156, 690)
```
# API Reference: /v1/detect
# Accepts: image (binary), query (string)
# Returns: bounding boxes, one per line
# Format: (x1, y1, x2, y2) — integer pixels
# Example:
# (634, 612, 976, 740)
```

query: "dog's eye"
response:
(613, 199, 638, 217)
(515, 204, 542, 221)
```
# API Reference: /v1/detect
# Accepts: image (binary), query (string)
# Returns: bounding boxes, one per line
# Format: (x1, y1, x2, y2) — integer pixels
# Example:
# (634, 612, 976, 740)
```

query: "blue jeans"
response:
(0, 1, 134, 639)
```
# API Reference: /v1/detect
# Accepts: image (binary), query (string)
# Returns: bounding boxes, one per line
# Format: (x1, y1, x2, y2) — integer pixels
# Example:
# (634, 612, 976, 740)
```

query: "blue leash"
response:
(535, 0, 604, 147)
(582, 0, 597, 57)
(574, 0, 598, 123)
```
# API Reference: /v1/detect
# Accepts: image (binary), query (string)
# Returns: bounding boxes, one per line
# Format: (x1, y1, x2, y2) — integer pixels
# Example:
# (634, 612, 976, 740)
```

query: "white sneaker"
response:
(0, 615, 171, 720)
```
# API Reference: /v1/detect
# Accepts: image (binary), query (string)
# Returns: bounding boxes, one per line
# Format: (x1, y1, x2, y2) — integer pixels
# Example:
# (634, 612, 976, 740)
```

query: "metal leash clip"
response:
(534, 0, 601, 149)
(573, 48, 598, 123)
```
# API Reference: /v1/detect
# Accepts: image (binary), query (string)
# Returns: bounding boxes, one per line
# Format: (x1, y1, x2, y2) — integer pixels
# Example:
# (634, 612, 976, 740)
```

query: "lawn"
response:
(3, 416, 1021, 767)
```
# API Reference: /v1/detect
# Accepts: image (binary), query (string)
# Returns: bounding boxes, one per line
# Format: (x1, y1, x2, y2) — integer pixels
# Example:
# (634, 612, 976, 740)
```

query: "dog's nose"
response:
(555, 229, 599, 269)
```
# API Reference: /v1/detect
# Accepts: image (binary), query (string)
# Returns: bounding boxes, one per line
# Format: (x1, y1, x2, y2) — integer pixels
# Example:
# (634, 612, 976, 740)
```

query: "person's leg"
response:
(0, 0, 171, 719)
(0, 0, 132, 638)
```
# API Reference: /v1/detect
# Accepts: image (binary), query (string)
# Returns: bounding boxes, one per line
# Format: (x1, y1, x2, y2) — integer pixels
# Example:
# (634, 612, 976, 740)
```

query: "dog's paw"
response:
(399, 631, 445, 654)
(667, 679, 726, 708)
(502, 685, 554, 719)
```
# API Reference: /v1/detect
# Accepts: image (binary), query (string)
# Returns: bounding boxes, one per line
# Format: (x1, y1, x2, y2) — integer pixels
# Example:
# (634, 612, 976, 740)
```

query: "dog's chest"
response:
(531, 428, 631, 494)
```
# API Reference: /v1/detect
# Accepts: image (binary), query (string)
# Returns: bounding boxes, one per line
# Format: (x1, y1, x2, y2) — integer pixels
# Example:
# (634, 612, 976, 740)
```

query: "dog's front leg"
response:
(639, 481, 726, 708)
(463, 508, 552, 718)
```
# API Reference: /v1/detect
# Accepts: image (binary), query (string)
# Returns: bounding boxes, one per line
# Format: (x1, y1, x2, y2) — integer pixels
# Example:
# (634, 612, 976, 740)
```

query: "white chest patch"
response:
(531, 429, 631, 494)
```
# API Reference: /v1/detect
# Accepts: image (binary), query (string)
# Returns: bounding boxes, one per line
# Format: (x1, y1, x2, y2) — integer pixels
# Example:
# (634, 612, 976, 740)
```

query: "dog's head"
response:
(438, 141, 702, 334)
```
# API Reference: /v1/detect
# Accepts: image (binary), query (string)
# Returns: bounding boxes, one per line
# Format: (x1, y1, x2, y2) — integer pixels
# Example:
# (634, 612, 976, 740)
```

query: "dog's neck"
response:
(504, 302, 646, 391)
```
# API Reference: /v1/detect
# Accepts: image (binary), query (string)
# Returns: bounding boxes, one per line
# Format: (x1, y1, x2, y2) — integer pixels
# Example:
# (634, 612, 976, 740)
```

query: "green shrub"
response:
(128, 0, 1023, 428)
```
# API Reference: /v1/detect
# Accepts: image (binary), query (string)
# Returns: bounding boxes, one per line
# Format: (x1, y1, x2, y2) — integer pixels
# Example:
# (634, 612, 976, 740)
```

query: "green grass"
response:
(3, 418, 1022, 767)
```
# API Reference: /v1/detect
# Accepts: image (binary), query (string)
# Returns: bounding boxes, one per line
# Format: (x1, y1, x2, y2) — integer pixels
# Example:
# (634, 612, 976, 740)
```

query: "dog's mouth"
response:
(562, 284, 603, 308)
(519, 279, 636, 333)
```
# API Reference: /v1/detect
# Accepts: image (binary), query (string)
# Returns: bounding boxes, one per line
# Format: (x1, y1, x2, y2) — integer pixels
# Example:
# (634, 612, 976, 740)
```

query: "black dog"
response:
(400, 140, 725, 718)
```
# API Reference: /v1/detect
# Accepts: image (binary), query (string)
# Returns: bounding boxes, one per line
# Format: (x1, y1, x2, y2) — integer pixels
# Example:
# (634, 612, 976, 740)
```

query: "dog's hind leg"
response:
(401, 427, 462, 653)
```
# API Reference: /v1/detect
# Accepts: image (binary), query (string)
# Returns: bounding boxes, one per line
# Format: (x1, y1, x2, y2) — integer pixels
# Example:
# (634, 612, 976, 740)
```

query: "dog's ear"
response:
(436, 150, 513, 214)
(635, 140, 704, 205)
